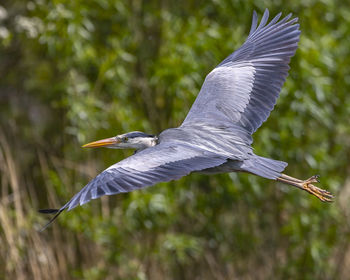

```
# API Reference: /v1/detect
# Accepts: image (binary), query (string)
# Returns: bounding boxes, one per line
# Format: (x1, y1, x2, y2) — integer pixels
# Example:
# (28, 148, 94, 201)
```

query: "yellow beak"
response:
(82, 137, 119, 148)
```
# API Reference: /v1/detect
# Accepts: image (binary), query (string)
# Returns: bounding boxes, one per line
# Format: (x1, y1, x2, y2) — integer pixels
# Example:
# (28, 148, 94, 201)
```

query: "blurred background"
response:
(1, 0, 350, 279)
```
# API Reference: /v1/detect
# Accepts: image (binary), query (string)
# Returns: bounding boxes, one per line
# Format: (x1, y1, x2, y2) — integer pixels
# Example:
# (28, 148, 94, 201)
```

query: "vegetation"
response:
(1, 0, 350, 279)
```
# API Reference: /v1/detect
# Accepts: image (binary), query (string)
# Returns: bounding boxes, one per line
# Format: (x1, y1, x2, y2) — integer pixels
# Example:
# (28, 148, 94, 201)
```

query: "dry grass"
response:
(0, 132, 102, 279)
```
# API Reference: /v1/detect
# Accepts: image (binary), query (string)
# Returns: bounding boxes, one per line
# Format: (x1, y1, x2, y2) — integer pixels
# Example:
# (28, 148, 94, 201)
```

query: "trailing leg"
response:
(277, 174, 334, 202)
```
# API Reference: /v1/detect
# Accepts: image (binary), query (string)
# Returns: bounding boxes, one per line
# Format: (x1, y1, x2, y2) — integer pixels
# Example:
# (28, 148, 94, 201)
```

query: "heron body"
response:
(40, 9, 333, 230)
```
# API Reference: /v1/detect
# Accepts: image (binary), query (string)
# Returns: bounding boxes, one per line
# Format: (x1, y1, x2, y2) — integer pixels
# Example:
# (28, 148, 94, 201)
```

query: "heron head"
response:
(82, 131, 158, 151)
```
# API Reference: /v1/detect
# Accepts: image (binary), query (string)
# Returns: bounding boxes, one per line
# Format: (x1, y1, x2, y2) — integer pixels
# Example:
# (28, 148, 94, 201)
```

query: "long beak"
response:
(82, 137, 119, 148)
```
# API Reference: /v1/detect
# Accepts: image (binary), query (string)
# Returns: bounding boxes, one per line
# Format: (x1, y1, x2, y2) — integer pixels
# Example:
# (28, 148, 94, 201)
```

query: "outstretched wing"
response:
(40, 142, 226, 230)
(182, 9, 300, 134)
(64, 143, 226, 212)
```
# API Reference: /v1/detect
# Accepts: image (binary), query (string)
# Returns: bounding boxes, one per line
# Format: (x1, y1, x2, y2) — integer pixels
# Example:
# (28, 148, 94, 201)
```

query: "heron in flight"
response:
(40, 9, 333, 230)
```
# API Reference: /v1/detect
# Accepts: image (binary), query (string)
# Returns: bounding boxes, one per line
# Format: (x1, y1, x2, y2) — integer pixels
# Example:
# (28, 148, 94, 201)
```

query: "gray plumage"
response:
(40, 9, 301, 229)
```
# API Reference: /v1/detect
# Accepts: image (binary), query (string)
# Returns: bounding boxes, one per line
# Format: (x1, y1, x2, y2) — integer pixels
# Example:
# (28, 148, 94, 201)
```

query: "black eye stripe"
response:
(125, 132, 154, 139)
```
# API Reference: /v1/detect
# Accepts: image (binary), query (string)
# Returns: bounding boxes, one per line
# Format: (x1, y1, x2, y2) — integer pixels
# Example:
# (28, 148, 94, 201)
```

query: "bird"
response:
(40, 9, 334, 230)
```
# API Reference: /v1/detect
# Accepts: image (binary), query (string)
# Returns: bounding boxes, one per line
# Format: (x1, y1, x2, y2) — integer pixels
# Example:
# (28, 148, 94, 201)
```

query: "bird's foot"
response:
(300, 175, 334, 202)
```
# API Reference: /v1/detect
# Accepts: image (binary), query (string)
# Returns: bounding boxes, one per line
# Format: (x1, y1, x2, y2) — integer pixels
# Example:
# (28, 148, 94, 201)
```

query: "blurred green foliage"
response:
(1, 0, 350, 279)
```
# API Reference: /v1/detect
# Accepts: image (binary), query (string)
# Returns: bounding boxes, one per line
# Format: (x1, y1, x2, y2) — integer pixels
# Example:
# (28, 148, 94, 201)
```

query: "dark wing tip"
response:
(38, 208, 65, 232)
(38, 208, 60, 214)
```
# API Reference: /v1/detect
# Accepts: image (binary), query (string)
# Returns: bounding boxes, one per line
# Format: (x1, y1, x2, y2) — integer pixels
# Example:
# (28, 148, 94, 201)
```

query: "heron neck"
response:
(131, 136, 158, 151)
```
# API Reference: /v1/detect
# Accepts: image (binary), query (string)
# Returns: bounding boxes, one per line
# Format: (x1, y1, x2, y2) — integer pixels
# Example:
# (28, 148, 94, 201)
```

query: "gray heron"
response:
(40, 9, 334, 230)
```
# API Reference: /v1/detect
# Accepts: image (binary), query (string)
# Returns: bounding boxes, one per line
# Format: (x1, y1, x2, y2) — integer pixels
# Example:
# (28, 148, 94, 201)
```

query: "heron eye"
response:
(122, 137, 128, 142)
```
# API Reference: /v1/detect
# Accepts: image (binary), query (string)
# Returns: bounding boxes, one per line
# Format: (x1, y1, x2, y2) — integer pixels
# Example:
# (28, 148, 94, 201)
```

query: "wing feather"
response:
(183, 9, 300, 135)
(248, 11, 258, 37)
(58, 142, 227, 211)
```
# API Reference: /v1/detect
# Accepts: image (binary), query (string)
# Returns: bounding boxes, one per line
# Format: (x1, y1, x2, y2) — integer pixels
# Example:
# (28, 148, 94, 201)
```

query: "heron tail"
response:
(241, 155, 288, 180)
